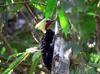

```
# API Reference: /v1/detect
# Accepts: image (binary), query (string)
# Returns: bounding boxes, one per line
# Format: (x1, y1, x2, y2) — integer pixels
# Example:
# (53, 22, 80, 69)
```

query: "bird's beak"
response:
(35, 19, 55, 33)
(35, 18, 46, 33)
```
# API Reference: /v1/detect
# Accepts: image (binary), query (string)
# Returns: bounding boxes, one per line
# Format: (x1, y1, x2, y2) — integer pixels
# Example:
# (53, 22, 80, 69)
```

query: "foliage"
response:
(29, 51, 42, 74)
(2, 52, 30, 74)
(58, 8, 69, 36)
(0, 0, 100, 74)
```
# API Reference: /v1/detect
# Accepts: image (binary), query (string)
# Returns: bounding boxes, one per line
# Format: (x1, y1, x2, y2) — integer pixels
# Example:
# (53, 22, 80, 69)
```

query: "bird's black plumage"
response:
(40, 29, 54, 70)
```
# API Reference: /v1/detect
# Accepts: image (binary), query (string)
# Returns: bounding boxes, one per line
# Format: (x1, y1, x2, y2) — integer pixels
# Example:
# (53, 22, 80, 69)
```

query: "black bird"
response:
(40, 20, 54, 70)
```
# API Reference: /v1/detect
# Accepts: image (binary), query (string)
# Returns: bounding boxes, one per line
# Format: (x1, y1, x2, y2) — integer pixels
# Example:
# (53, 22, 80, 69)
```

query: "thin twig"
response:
(23, 0, 40, 43)
(0, 1, 29, 7)
(96, 14, 100, 52)
(0, 1, 46, 7)
(23, 1, 38, 23)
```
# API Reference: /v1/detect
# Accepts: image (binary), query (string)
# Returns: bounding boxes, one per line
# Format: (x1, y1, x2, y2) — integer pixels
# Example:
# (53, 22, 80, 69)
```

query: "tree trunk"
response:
(96, 14, 100, 51)
(51, 36, 72, 74)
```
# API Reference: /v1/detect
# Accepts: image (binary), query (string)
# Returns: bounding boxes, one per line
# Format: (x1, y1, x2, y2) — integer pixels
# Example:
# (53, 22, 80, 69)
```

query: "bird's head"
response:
(45, 20, 54, 30)
(35, 19, 54, 33)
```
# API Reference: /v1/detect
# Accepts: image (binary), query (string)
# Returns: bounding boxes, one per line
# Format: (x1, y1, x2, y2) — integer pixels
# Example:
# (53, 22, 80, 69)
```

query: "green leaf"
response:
(58, 8, 69, 36)
(29, 0, 45, 12)
(87, 12, 96, 16)
(45, 0, 56, 19)
(29, 51, 42, 74)
(2, 52, 30, 74)
(33, 4, 45, 13)
(90, 53, 100, 63)
(0, 47, 6, 55)
(7, 53, 23, 62)
(87, 0, 100, 13)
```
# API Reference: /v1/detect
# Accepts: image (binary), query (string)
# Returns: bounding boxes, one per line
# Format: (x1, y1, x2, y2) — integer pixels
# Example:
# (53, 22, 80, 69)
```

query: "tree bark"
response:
(96, 14, 100, 51)
(51, 36, 72, 74)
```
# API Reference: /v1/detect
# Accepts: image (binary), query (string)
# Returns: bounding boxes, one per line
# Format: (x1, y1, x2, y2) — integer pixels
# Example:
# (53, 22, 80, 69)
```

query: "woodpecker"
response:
(41, 20, 54, 70)
(35, 19, 54, 70)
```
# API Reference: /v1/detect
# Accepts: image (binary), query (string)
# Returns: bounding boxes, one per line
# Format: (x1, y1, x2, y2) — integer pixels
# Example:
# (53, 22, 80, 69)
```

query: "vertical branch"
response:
(51, 36, 72, 74)
(51, 21, 72, 74)
(96, 14, 100, 51)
